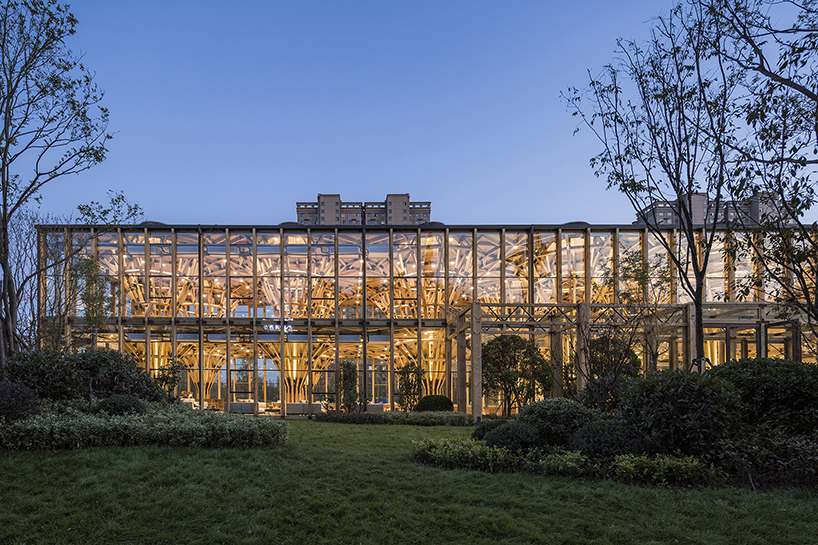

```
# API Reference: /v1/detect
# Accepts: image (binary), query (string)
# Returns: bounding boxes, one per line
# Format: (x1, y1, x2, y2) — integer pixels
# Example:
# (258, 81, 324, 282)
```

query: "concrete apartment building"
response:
(296, 193, 432, 226)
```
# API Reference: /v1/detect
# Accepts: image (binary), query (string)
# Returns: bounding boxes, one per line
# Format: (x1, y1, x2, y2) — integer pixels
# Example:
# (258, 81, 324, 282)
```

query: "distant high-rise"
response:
(296, 193, 431, 226)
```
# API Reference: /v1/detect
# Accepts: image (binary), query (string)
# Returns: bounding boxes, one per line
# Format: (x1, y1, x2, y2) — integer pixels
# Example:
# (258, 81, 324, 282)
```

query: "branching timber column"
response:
(470, 302, 482, 424)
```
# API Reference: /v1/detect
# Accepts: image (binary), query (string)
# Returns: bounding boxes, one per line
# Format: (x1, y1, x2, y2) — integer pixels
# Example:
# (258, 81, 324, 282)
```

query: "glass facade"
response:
(39, 224, 811, 415)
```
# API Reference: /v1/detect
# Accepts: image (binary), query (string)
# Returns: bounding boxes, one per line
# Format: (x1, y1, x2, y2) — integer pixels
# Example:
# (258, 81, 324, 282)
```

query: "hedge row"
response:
(412, 438, 722, 487)
(0, 405, 289, 451)
(314, 410, 472, 426)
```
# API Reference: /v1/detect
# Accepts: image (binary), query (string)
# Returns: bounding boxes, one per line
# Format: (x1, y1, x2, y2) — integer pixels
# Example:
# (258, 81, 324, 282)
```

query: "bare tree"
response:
(693, 1, 818, 342)
(0, 1, 110, 366)
(565, 3, 741, 365)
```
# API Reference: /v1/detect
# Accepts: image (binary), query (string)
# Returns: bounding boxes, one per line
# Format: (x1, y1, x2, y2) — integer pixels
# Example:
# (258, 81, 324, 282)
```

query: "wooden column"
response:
(456, 313, 467, 413)
(576, 302, 590, 393)
(470, 302, 482, 423)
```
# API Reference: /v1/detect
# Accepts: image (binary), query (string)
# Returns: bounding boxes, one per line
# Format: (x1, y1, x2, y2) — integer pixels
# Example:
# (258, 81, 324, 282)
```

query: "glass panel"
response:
(533, 231, 556, 303)
(476, 232, 501, 278)
(561, 231, 585, 304)
(338, 233, 363, 277)
(123, 233, 146, 317)
(175, 233, 199, 277)
(449, 277, 473, 307)
(311, 232, 335, 277)
(97, 232, 118, 276)
(705, 235, 725, 302)
(366, 276, 390, 319)
(257, 277, 281, 319)
(284, 233, 308, 276)
(421, 232, 444, 278)
(393, 232, 417, 278)
(284, 276, 308, 318)
(229, 235, 254, 277)
(589, 232, 613, 303)
(447, 232, 473, 277)
(366, 233, 390, 276)
(256, 232, 281, 277)
(230, 277, 253, 318)
(176, 276, 198, 317)
(422, 277, 446, 318)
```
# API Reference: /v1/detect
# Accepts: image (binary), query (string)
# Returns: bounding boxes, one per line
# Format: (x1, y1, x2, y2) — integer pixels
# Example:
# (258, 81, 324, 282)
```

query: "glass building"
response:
(37, 223, 812, 416)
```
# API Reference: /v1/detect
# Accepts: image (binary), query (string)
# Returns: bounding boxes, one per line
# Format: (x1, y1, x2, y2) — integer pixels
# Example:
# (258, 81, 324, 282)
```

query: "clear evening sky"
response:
(36, 0, 679, 226)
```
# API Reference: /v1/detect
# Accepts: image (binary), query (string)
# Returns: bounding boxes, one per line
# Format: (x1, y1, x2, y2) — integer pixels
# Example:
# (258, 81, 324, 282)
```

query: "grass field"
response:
(1, 419, 817, 544)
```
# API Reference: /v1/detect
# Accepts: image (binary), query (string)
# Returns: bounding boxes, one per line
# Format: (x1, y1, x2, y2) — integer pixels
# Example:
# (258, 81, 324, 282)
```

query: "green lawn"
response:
(1, 419, 816, 545)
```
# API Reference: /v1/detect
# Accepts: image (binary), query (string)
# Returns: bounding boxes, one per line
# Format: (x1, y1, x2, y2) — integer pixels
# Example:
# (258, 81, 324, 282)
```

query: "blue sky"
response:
(36, 0, 677, 226)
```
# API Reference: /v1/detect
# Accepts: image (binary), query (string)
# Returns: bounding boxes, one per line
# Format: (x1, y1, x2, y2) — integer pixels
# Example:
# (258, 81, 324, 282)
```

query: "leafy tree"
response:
(581, 335, 643, 413)
(340, 360, 363, 413)
(154, 356, 186, 403)
(0, 1, 119, 366)
(481, 335, 552, 417)
(566, 3, 742, 366)
(396, 361, 423, 411)
(70, 258, 113, 350)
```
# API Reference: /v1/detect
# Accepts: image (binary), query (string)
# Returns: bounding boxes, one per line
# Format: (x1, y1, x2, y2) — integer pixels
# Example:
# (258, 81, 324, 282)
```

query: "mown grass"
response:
(1, 420, 816, 544)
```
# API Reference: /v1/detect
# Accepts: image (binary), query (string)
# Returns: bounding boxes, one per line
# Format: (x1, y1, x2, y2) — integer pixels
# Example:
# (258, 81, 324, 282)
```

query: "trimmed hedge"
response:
(620, 370, 739, 458)
(517, 398, 599, 447)
(611, 454, 724, 487)
(314, 410, 472, 426)
(415, 395, 454, 412)
(93, 394, 147, 416)
(707, 358, 818, 435)
(0, 404, 289, 450)
(412, 438, 535, 473)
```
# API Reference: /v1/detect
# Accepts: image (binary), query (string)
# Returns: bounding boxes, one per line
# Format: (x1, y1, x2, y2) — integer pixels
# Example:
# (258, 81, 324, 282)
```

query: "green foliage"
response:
(5, 349, 164, 402)
(716, 428, 818, 489)
(315, 410, 472, 427)
(70, 258, 113, 335)
(484, 421, 540, 452)
(517, 398, 600, 447)
(706, 358, 818, 435)
(4, 349, 82, 400)
(412, 438, 535, 473)
(482, 335, 553, 417)
(396, 362, 423, 411)
(0, 382, 40, 423)
(415, 394, 454, 412)
(0, 404, 289, 450)
(611, 454, 723, 487)
(471, 418, 511, 440)
(537, 448, 594, 477)
(153, 357, 186, 402)
(340, 360, 363, 413)
(93, 394, 147, 416)
(580, 335, 643, 413)
(620, 370, 739, 458)
(569, 419, 644, 460)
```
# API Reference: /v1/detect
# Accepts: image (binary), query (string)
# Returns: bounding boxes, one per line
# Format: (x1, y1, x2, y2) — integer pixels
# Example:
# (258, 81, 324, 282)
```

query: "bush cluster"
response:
(0, 382, 41, 423)
(517, 398, 599, 447)
(707, 358, 818, 435)
(483, 421, 539, 452)
(314, 410, 472, 426)
(610, 454, 723, 487)
(569, 419, 643, 460)
(0, 404, 289, 450)
(415, 395, 454, 412)
(412, 438, 535, 473)
(93, 394, 147, 416)
(4, 349, 164, 402)
(471, 418, 511, 440)
(619, 369, 739, 458)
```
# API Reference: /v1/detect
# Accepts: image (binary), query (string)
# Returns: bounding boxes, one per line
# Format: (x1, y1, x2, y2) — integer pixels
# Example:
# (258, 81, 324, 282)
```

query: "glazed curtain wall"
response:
(41, 225, 761, 409)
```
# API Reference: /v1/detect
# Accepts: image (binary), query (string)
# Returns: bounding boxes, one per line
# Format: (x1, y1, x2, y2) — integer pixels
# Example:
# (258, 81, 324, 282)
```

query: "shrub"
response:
(569, 419, 644, 460)
(706, 358, 818, 435)
(396, 362, 423, 411)
(517, 398, 599, 447)
(93, 394, 147, 416)
(537, 448, 594, 477)
(0, 406, 289, 450)
(620, 370, 739, 458)
(472, 418, 511, 440)
(412, 438, 534, 473)
(314, 410, 472, 426)
(5, 349, 164, 402)
(611, 454, 723, 487)
(415, 395, 454, 412)
(0, 382, 40, 423)
(314, 411, 387, 425)
(716, 428, 818, 489)
(4, 349, 81, 400)
(484, 421, 540, 452)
